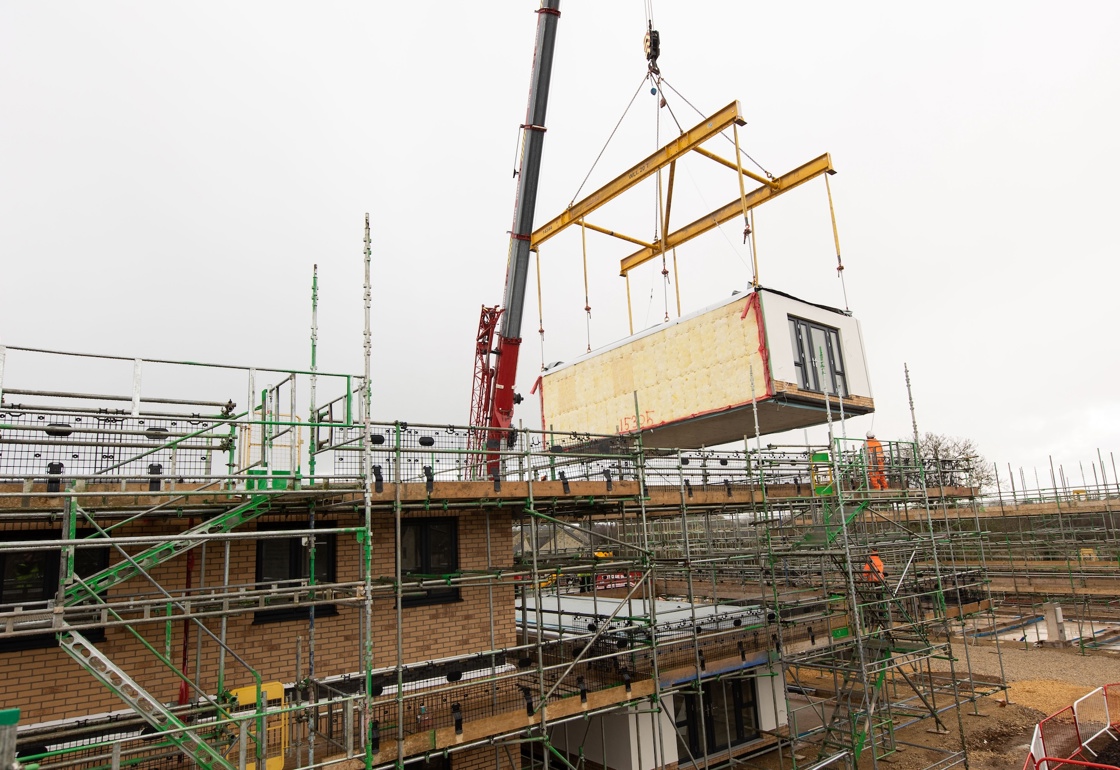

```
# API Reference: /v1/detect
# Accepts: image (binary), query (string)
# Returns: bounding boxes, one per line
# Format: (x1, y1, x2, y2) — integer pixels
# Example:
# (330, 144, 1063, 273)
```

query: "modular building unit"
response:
(539, 287, 873, 448)
(520, 595, 788, 770)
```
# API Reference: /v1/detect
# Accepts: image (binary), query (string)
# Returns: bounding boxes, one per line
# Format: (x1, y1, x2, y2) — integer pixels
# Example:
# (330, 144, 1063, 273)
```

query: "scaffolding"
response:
(0, 340, 1016, 770)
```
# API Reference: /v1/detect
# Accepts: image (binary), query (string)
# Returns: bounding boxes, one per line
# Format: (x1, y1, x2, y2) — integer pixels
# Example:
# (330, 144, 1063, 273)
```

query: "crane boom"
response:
(470, 0, 561, 472)
(499, 0, 561, 340)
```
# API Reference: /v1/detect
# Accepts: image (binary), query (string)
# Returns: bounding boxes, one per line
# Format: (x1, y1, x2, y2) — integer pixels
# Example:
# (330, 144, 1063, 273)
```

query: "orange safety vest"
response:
(862, 553, 885, 582)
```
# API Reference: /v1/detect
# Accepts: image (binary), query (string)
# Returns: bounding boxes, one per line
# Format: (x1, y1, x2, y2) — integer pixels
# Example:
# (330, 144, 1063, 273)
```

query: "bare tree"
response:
(918, 433, 995, 493)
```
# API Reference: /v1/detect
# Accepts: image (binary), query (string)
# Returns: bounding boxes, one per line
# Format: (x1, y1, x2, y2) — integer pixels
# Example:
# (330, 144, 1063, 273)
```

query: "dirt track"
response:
(892, 642, 1120, 769)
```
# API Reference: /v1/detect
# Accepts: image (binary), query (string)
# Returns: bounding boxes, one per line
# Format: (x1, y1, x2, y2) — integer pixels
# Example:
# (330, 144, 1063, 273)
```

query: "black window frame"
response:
(403, 755, 449, 770)
(0, 529, 109, 652)
(253, 521, 338, 624)
(400, 518, 460, 608)
(674, 677, 759, 761)
(788, 315, 848, 398)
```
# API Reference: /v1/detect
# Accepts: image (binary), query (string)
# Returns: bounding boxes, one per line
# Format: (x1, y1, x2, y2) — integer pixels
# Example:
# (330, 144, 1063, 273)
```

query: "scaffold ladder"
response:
(799, 451, 873, 547)
(818, 644, 893, 762)
(64, 494, 272, 605)
(59, 630, 235, 769)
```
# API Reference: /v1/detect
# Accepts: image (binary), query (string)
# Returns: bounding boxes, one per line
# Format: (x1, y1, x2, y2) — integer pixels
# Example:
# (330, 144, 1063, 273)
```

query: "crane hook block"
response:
(644, 29, 661, 75)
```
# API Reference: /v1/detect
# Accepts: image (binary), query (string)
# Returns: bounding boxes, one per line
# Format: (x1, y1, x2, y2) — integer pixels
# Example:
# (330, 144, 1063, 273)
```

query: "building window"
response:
(254, 523, 337, 624)
(400, 518, 459, 607)
(404, 755, 449, 770)
(789, 316, 848, 397)
(674, 678, 759, 761)
(0, 530, 109, 652)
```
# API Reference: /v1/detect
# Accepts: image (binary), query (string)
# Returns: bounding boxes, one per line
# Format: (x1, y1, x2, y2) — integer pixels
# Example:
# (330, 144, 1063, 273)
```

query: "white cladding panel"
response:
(548, 682, 783, 769)
(758, 291, 873, 399)
(548, 705, 677, 770)
(757, 671, 789, 732)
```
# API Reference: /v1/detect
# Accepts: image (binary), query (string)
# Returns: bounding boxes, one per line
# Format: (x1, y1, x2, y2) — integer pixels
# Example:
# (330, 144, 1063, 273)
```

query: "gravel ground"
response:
(764, 643, 1120, 768)
(932, 641, 1120, 714)
(748, 643, 1120, 768)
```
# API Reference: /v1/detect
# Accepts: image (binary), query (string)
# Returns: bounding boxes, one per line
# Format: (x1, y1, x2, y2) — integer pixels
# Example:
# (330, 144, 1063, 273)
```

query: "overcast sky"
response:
(2, 2, 1118, 486)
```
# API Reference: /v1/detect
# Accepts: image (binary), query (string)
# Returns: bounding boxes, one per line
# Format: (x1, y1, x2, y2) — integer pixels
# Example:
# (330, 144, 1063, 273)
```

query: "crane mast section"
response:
(481, 0, 561, 448)
(500, 0, 561, 341)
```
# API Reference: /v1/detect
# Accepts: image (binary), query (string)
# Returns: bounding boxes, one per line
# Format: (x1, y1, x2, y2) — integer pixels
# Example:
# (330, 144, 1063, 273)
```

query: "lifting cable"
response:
(644, 7, 673, 323)
(575, 4, 666, 339)
(733, 120, 760, 288)
(745, 209, 758, 287)
(580, 219, 592, 352)
(535, 249, 547, 369)
(656, 75, 770, 288)
(637, 8, 774, 295)
(625, 273, 634, 336)
(824, 174, 850, 311)
(655, 76, 671, 323)
(568, 77, 648, 206)
(658, 77, 775, 181)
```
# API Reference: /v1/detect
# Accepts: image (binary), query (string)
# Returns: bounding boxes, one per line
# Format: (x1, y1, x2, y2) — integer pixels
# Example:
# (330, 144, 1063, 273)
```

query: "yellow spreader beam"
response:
(619, 153, 835, 276)
(531, 100, 746, 248)
(529, 99, 835, 279)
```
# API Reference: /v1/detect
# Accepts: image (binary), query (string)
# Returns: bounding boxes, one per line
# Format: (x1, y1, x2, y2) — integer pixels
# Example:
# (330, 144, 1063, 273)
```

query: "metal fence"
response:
(1024, 683, 1120, 770)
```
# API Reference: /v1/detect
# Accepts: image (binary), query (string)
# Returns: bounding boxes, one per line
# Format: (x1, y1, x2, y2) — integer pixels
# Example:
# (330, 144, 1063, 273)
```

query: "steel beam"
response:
(576, 221, 653, 249)
(693, 146, 776, 188)
(531, 101, 745, 248)
(619, 153, 835, 276)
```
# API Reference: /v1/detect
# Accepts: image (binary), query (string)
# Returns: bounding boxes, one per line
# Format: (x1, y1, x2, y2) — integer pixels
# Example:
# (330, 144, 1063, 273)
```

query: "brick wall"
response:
(0, 506, 515, 726)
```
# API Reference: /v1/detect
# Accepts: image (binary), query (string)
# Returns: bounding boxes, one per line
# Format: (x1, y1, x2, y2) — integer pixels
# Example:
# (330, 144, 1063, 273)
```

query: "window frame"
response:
(674, 678, 760, 761)
(253, 522, 338, 624)
(0, 529, 109, 652)
(399, 518, 460, 608)
(788, 315, 848, 398)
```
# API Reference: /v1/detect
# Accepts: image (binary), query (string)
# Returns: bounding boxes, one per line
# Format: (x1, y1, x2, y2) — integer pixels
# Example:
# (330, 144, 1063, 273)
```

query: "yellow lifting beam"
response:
(618, 153, 835, 276)
(692, 145, 776, 189)
(531, 100, 746, 248)
(577, 221, 654, 249)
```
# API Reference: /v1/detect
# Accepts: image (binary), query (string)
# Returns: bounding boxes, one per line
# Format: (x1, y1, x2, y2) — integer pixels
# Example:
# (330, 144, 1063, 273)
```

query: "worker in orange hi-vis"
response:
(862, 548, 887, 585)
(865, 431, 888, 490)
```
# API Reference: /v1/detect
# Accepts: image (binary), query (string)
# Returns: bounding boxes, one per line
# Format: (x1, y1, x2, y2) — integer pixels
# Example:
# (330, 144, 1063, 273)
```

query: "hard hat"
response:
(866, 431, 875, 439)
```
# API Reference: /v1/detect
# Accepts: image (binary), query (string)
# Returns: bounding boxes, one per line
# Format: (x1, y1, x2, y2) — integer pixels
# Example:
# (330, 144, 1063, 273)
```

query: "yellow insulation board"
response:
(542, 296, 766, 436)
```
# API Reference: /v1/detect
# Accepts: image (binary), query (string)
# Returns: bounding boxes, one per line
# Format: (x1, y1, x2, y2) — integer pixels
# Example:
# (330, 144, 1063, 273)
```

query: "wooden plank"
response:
(324, 680, 657, 766)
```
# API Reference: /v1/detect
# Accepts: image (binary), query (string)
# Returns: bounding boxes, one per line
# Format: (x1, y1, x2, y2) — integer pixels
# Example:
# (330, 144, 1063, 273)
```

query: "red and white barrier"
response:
(1025, 684, 1120, 769)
